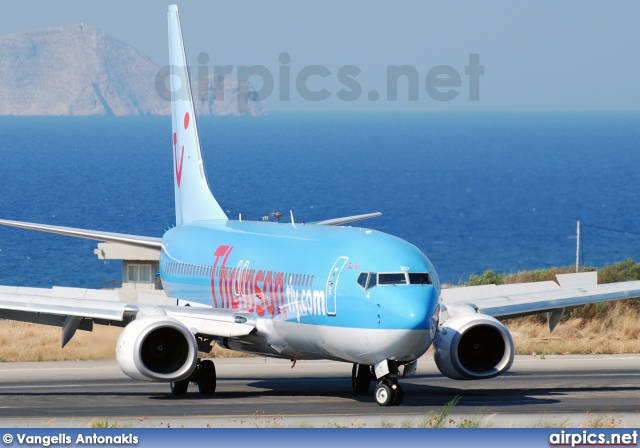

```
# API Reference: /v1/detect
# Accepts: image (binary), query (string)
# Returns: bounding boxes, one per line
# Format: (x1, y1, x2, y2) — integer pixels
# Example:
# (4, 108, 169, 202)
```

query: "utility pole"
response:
(576, 220, 581, 272)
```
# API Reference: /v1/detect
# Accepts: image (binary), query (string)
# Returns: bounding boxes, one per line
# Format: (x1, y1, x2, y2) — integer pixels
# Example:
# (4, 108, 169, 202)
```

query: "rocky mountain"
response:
(0, 24, 266, 117)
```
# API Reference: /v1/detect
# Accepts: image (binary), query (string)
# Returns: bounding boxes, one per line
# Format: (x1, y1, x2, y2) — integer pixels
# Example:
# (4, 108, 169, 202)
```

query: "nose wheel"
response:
(374, 381, 404, 406)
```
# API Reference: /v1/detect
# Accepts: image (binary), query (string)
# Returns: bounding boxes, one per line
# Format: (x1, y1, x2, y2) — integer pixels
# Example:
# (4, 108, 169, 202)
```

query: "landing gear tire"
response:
(374, 383, 394, 406)
(197, 359, 217, 395)
(170, 378, 188, 395)
(391, 384, 404, 406)
(352, 364, 372, 394)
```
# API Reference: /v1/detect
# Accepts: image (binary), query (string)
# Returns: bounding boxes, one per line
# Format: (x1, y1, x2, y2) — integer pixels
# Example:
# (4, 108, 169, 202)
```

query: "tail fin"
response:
(167, 5, 227, 225)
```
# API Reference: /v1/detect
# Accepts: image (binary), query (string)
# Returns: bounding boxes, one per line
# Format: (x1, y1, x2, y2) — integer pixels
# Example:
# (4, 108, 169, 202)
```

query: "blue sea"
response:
(1, 112, 639, 287)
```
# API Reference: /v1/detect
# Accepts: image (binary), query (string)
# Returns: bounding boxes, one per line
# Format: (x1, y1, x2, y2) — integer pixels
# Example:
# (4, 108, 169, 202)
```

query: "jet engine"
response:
(116, 315, 198, 382)
(433, 310, 514, 380)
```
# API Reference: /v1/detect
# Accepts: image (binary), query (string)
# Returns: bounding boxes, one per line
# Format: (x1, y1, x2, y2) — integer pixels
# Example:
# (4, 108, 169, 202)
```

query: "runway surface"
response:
(0, 354, 638, 427)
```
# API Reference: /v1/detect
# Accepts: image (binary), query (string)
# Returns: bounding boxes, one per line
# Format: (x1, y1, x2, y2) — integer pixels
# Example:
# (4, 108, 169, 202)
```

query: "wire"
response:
(579, 223, 640, 268)
(581, 223, 640, 236)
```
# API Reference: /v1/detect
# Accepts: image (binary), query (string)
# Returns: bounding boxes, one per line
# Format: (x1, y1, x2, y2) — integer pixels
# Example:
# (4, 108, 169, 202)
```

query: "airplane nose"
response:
(373, 285, 439, 362)
(380, 285, 438, 330)
(407, 286, 438, 329)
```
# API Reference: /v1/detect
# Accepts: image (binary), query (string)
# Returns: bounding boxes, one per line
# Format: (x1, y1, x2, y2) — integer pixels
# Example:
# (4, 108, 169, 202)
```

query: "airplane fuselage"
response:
(159, 220, 441, 364)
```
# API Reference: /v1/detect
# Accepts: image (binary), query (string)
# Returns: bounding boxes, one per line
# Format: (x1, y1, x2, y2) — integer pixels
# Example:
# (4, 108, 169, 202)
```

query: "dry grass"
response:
(507, 301, 640, 355)
(0, 320, 121, 362)
(0, 320, 248, 362)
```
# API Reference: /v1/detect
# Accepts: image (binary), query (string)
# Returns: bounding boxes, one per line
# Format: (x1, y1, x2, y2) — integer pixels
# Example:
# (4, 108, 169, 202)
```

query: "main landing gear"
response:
(170, 359, 217, 396)
(351, 362, 404, 406)
(351, 364, 373, 394)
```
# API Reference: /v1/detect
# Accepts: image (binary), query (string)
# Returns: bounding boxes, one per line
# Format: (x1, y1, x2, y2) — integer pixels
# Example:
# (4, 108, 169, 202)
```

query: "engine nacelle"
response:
(116, 315, 198, 382)
(433, 312, 514, 380)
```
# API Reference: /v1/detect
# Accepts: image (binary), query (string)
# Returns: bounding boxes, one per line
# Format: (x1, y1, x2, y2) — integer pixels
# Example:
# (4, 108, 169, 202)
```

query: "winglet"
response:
(167, 5, 227, 225)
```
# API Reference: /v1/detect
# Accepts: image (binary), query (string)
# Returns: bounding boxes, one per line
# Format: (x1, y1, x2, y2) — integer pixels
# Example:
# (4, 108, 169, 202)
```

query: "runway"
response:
(0, 354, 638, 427)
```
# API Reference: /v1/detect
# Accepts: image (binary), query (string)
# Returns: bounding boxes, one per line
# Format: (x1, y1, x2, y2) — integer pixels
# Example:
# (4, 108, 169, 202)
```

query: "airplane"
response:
(1, 4, 640, 407)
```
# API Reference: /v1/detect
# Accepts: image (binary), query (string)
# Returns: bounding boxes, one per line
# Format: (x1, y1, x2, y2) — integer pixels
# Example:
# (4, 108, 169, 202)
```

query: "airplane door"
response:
(326, 256, 348, 316)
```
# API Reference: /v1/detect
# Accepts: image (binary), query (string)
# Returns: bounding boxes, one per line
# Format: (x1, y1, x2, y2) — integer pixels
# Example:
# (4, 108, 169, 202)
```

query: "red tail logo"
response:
(173, 112, 190, 187)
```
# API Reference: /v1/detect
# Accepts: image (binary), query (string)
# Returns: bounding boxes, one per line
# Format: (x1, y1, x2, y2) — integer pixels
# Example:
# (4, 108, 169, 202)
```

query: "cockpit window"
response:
(378, 273, 407, 285)
(357, 272, 432, 289)
(368, 273, 377, 288)
(357, 272, 368, 289)
(408, 273, 432, 285)
(356, 272, 378, 290)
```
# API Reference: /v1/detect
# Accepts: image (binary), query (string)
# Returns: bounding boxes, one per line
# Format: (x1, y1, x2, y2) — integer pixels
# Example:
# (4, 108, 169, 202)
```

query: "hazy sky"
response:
(2, 1, 640, 111)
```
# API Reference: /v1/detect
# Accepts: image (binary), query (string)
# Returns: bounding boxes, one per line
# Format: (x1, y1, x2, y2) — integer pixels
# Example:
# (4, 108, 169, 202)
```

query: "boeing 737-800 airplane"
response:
(1, 5, 640, 406)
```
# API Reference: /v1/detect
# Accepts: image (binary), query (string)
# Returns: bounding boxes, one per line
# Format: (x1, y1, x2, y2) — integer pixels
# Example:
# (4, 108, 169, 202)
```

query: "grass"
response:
(456, 417, 486, 428)
(585, 412, 622, 428)
(531, 415, 573, 428)
(529, 412, 623, 428)
(0, 321, 121, 362)
(373, 397, 490, 428)
(87, 411, 623, 428)
(90, 419, 130, 428)
(508, 300, 640, 355)
(417, 396, 460, 428)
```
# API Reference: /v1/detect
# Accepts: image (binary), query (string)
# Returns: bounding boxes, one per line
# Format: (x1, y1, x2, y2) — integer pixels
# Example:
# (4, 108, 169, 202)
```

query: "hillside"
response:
(0, 24, 265, 117)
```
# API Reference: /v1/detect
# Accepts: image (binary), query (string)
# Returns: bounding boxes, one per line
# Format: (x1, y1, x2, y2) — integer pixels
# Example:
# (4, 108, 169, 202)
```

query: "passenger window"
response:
(357, 272, 368, 289)
(408, 273, 432, 285)
(378, 273, 407, 285)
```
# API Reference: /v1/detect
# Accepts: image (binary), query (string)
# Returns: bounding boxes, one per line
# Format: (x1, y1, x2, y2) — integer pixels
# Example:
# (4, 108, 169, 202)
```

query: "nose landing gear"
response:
(352, 361, 405, 406)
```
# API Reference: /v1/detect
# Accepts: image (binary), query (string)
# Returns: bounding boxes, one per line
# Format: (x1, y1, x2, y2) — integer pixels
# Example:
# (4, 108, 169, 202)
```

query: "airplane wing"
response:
(0, 219, 162, 249)
(0, 286, 256, 347)
(440, 271, 640, 330)
(314, 212, 382, 226)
